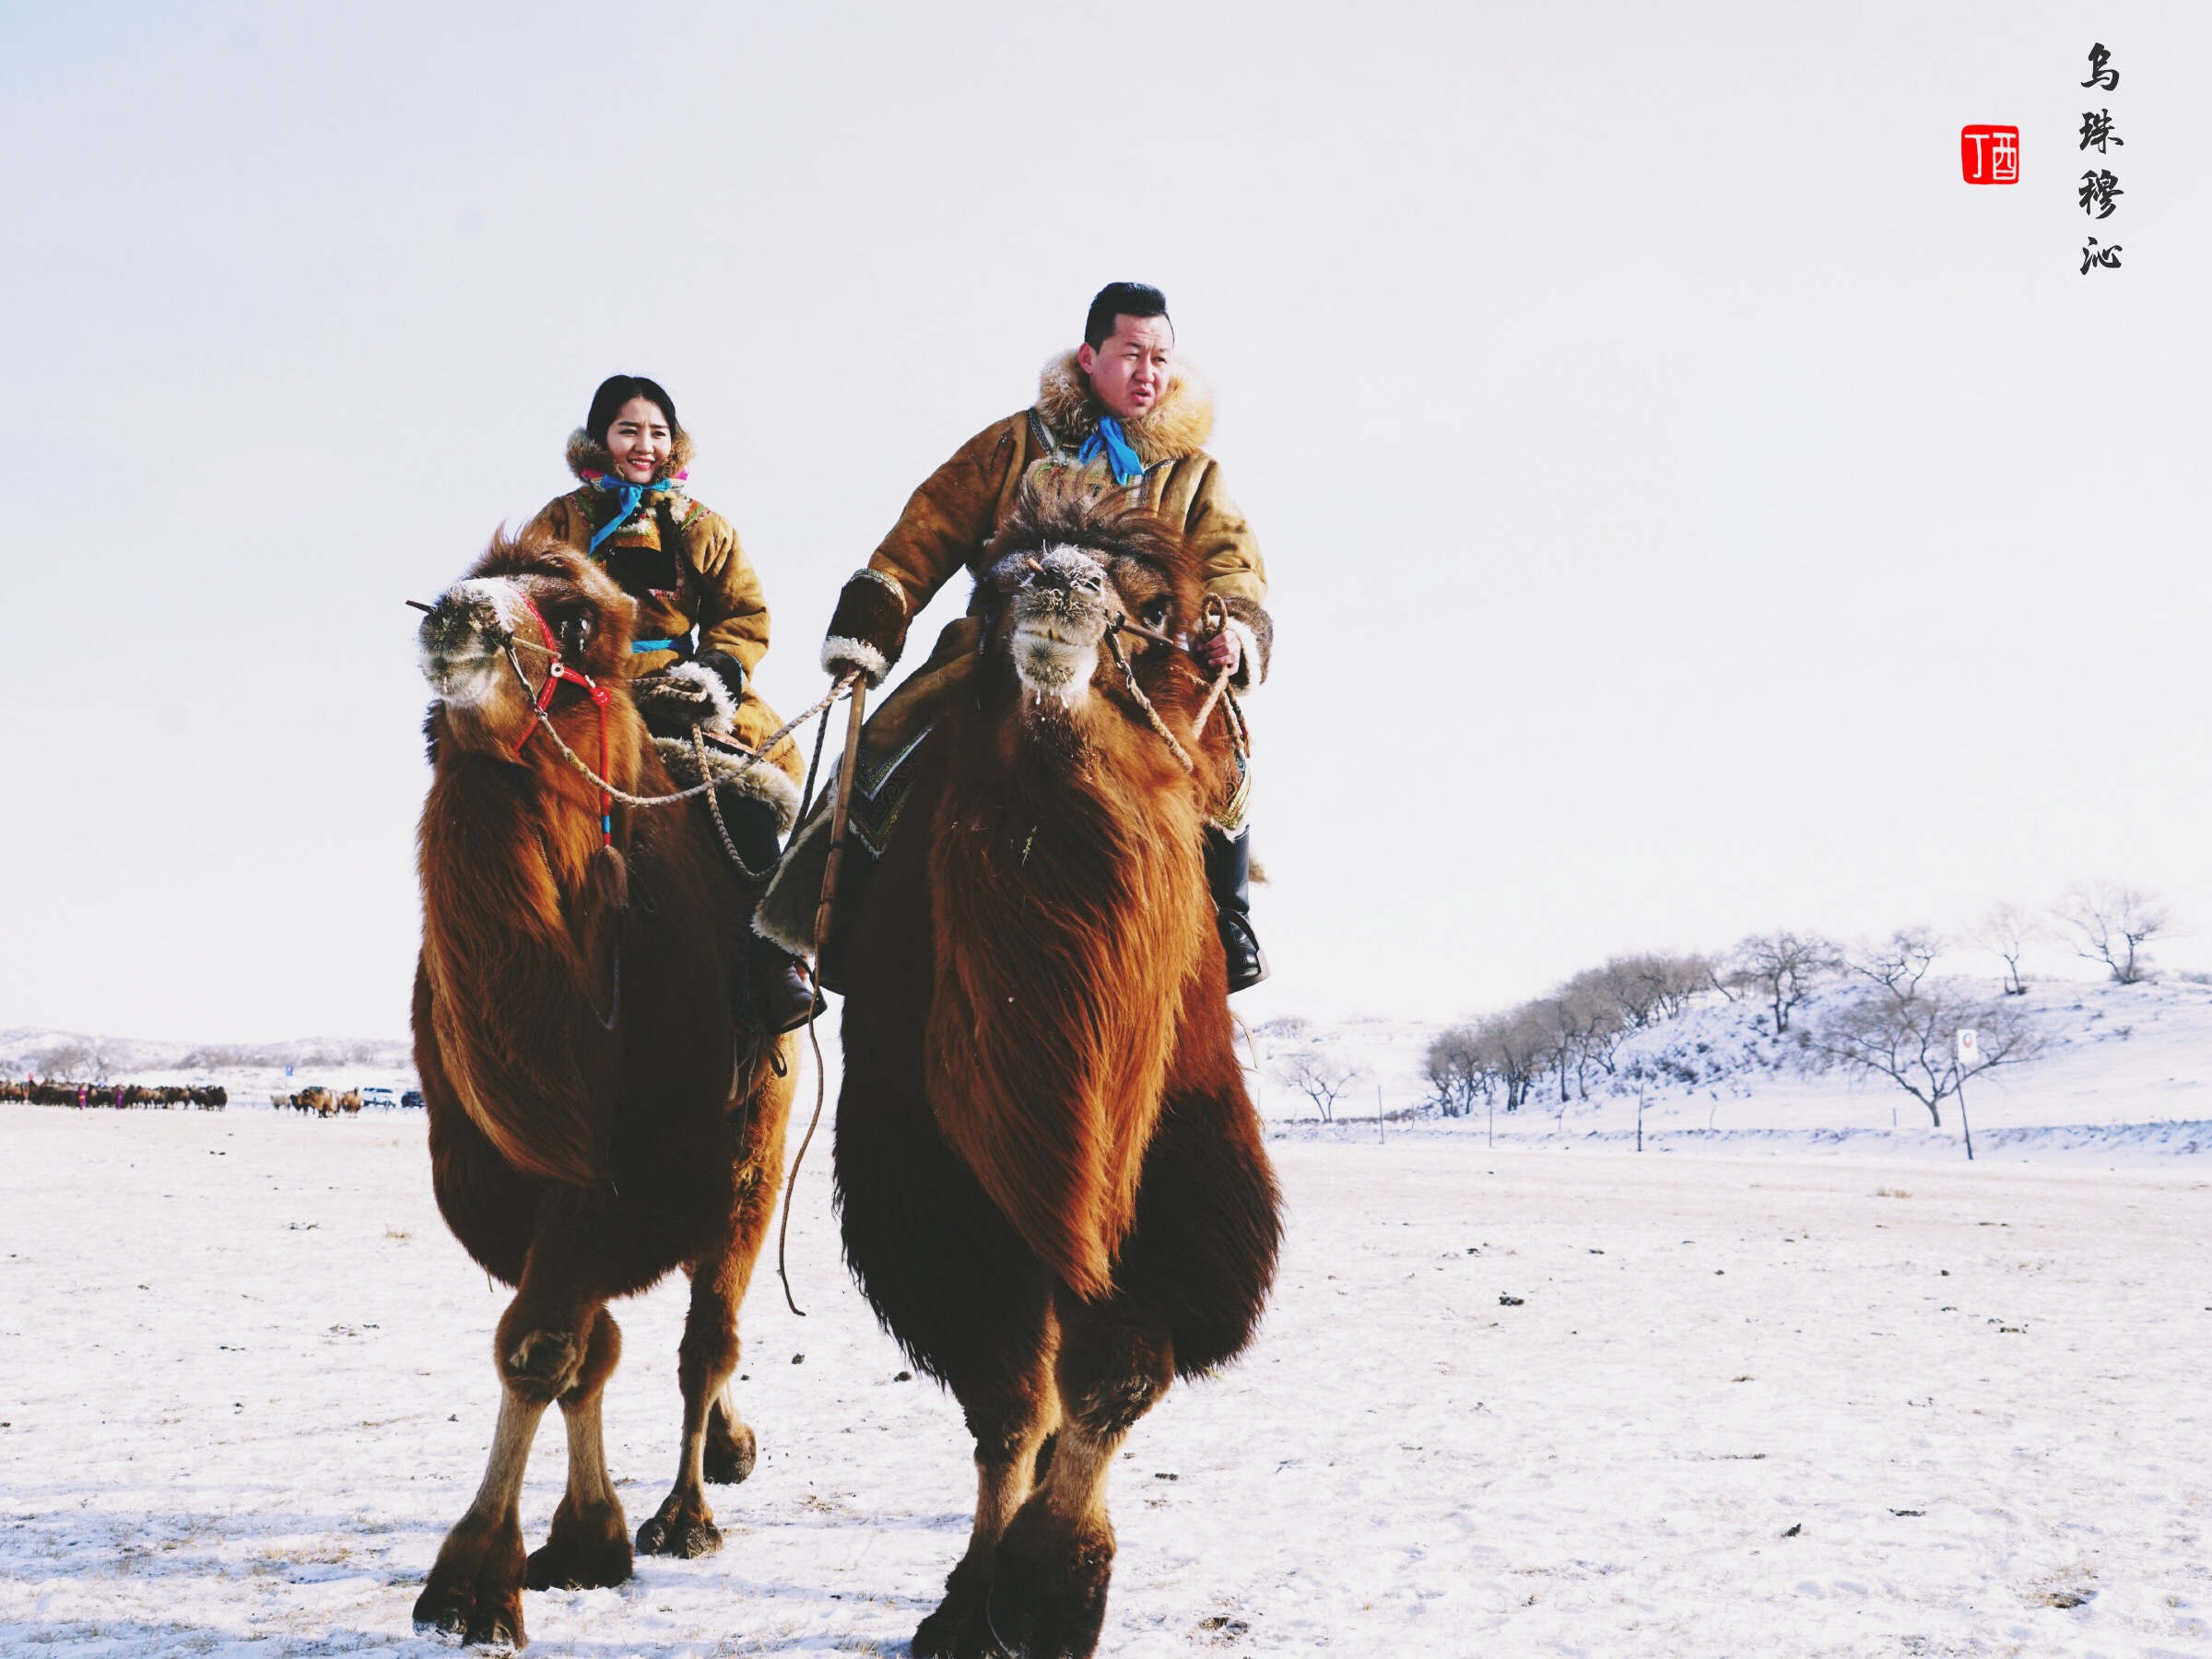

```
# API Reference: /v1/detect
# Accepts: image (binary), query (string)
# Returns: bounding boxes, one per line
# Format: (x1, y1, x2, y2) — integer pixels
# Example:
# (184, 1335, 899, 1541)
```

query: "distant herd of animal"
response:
(5, 1080, 427, 1112)
(3, 1080, 229, 1108)
(267, 1085, 420, 1114)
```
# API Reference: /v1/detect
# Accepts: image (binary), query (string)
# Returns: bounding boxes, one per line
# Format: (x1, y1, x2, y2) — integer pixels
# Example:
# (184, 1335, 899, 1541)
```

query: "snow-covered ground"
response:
(3, 1098, 2207, 1655)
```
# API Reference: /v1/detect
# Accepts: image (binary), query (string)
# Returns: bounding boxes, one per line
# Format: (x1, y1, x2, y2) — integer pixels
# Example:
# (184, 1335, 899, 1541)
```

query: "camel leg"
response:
(984, 1308, 1174, 1659)
(701, 1379, 756, 1487)
(525, 1313, 632, 1591)
(913, 1345, 1059, 1659)
(635, 1256, 737, 1559)
(640, 1048, 791, 1556)
(412, 1384, 551, 1647)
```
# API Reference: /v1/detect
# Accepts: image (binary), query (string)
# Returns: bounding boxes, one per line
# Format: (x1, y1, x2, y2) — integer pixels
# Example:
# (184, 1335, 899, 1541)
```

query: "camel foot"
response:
(912, 1554, 995, 1659)
(414, 1513, 528, 1649)
(500, 1330, 582, 1406)
(985, 1506, 1115, 1659)
(635, 1489, 723, 1559)
(524, 1491, 632, 1592)
(702, 1404, 757, 1485)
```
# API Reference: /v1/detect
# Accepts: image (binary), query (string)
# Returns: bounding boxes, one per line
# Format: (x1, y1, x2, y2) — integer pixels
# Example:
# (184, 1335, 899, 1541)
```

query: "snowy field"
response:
(3, 1099, 2208, 1656)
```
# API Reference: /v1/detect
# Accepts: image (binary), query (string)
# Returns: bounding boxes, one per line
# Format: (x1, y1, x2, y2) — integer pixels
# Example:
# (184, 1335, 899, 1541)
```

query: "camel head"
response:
(976, 476, 1206, 729)
(418, 530, 637, 757)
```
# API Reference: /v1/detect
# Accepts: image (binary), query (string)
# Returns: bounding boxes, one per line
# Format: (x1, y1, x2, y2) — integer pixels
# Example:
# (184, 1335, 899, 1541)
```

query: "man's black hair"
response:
(1083, 282, 1171, 350)
(586, 373, 680, 444)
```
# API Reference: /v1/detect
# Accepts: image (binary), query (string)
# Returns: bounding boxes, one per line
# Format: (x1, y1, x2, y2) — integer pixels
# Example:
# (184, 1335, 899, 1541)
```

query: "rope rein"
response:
(500, 641, 842, 809)
(777, 952, 830, 1319)
(1106, 629, 1200, 772)
(1104, 592, 1248, 776)
(775, 683, 856, 1319)
(690, 724, 776, 882)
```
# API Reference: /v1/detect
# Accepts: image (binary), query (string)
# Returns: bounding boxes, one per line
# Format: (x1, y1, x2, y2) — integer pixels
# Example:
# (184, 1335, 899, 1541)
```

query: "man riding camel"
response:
(817, 281, 1273, 990)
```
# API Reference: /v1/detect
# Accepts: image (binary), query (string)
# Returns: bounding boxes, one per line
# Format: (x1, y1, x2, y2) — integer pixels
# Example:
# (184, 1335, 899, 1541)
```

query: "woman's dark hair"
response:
(1083, 282, 1171, 349)
(585, 374, 679, 445)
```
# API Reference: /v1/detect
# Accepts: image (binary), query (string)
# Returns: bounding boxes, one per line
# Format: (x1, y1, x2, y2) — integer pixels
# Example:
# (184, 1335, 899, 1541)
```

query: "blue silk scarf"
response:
(1075, 416, 1146, 487)
(582, 472, 687, 556)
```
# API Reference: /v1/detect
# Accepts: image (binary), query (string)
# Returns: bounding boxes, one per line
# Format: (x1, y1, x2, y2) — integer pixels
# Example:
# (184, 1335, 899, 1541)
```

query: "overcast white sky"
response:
(3, 3, 2207, 1041)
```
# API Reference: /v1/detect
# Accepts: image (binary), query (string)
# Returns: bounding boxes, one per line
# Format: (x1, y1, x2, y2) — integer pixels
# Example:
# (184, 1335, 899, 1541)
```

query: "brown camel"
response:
(823, 480, 1283, 1658)
(411, 530, 796, 1648)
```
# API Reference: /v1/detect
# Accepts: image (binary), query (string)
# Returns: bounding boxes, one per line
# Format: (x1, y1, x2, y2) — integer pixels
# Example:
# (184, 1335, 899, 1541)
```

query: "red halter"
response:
(510, 593, 615, 848)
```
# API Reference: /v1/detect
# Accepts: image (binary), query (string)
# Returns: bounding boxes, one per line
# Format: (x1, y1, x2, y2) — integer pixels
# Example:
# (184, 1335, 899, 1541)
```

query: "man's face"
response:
(1077, 314, 1174, 422)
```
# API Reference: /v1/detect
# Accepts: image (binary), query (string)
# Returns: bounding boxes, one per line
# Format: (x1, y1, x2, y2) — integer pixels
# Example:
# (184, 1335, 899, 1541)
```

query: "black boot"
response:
(721, 794, 826, 1035)
(1204, 826, 1269, 993)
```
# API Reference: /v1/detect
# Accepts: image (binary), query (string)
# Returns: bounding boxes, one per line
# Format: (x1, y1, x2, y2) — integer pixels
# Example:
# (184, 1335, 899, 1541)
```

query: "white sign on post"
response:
(1956, 1028, 1980, 1066)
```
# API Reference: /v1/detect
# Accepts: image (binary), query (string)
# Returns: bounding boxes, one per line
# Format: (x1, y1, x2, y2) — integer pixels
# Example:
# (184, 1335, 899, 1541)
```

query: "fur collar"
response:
(565, 425, 697, 486)
(1033, 349, 1215, 465)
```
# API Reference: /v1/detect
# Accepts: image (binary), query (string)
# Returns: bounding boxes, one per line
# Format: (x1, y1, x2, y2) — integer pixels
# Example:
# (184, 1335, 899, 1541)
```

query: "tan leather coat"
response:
(526, 429, 801, 782)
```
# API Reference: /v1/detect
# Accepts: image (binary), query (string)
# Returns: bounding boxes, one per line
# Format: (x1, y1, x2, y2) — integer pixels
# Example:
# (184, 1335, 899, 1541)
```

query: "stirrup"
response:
(1219, 912, 1269, 994)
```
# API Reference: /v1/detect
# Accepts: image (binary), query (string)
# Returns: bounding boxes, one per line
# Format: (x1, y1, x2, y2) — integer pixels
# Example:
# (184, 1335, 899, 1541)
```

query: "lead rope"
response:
(775, 673, 860, 1318)
(509, 595, 615, 845)
(502, 640, 841, 809)
(690, 725, 774, 882)
(1106, 629, 1198, 772)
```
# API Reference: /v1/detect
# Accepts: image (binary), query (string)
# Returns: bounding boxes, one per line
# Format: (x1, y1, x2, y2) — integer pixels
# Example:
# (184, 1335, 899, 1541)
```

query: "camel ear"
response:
(578, 843, 628, 1026)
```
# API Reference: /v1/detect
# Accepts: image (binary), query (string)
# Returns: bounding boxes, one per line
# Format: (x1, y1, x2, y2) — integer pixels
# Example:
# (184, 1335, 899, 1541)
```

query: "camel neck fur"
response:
(417, 700, 652, 1189)
(921, 686, 1213, 1300)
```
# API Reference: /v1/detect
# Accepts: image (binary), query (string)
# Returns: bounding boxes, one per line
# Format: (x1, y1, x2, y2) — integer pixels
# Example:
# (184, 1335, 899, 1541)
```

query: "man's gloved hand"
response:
(630, 660, 736, 741)
(1193, 628, 1242, 675)
(820, 570, 909, 688)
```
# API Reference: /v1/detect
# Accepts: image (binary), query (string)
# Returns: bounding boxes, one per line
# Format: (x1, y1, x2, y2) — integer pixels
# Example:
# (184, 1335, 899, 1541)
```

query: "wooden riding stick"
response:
(812, 677, 869, 957)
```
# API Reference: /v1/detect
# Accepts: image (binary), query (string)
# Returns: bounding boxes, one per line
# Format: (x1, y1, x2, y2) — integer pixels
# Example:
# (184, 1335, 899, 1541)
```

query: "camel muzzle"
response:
(1009, 548, 1113, 700)
(419, 579, 525, 707)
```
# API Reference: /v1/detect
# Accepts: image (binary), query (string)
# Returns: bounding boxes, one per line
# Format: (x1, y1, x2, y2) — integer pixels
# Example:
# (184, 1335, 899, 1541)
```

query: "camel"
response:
(410, 529, 797, 1648)
(822, 480, 1283, 1658)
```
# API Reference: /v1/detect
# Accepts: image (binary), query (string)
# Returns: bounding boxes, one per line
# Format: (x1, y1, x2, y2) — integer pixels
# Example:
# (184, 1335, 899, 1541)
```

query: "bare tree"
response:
(1724, 932, 1841, 1034)
(30, 1038, 112, 1081)
(1546, 977, 1628, 1099)
(1803, 981, 2047, 1128)
(1976, 901, 2043, 996)
(1423, 1026, 1488, 1118)
(1471, 1009, 1551, 1114)
(1528, 996, 1576, 1105)
(1571, 955, 1702, 1033)
(1276, 1053, 1366, 1124)
(2054, 881, 2172, 984)
(1642, 953, 1715, 1022)
(1848, 927, 1943, 997)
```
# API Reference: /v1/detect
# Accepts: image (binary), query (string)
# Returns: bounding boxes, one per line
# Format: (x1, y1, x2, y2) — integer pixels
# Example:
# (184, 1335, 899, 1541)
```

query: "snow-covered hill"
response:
(1249, 977, 2212, 1164)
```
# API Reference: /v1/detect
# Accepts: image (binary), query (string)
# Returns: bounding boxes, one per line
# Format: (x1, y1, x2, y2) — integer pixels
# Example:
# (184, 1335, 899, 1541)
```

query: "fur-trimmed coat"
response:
(821, 352, 1272, 690)
(526, 429, 801, 784)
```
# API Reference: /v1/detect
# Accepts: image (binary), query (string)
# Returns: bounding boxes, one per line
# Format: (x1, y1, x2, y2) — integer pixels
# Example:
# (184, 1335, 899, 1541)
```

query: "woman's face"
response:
(603, 396, 673, 482)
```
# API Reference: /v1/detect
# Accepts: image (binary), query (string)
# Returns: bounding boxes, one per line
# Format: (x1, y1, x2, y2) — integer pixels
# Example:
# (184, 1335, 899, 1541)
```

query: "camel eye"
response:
(559, 614, 592, 657)
(1141, 596, 1173, 631)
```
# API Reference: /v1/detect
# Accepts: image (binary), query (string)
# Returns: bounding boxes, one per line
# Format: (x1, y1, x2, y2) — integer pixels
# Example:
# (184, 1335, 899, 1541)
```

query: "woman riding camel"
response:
(525, 374, 818, 1032)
